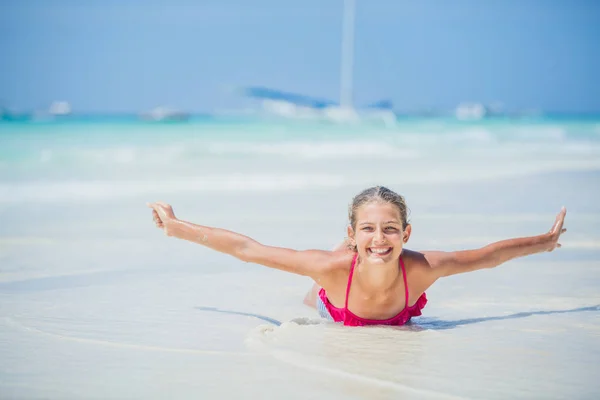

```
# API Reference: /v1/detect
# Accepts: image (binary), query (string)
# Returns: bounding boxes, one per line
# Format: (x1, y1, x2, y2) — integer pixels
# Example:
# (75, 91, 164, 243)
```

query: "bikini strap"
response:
(344, 253, 358, 309)
(400, 255, 409, 307)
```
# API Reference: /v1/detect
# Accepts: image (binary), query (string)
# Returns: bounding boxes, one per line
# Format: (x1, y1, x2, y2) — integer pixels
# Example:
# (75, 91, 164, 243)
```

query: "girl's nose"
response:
(374, 229, 385, 243)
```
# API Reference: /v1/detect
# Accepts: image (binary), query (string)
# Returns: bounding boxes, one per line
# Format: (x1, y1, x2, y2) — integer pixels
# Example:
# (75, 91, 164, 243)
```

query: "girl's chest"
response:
(346, 284, 408, 320)
(323, 274, 409, 320)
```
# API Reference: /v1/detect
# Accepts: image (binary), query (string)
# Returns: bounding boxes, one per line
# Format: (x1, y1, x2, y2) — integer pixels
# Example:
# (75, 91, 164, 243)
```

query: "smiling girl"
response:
(147, 186, 567, 327)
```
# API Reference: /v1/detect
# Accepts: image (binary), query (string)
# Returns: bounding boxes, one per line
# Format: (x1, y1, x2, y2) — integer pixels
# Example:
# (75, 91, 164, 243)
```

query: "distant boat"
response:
(238, 0, 396, 125)
(48, 101, 72, 116)
(455, 103, 487, 120)
(139, 106, 190, 122)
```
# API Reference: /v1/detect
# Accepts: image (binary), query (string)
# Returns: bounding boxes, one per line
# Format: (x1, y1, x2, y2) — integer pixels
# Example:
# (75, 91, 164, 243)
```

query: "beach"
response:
(1, 117, 599, 399)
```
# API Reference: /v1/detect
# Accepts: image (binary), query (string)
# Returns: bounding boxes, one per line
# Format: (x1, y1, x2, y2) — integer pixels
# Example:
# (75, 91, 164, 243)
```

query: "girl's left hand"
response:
(546, 207, 567, 252)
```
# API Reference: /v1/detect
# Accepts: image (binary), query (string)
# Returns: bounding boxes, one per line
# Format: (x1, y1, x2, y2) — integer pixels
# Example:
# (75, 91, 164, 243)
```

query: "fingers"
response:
(558, 207, 566, 223)
(147, 201, 173, 218)
(551, 207, 567, 234)
(148, 202, 168, 231)
(150, 205, 164, 229)
(152, 201, 171, 210)
(147, 201, 170, 209)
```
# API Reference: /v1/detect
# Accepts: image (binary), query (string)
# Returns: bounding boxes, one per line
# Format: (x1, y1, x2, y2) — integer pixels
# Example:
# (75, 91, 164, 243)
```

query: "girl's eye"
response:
(385, 227, 398, 232)
(361, 227, 374, 231)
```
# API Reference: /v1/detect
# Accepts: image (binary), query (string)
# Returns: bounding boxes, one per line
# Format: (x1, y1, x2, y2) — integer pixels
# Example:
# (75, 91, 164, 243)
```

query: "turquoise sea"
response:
(3, 116, 600, 184)
(1, 115, 599, 399)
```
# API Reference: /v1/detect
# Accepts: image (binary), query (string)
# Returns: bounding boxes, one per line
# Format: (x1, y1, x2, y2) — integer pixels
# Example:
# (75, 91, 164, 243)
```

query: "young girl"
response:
(147, 186, 567, 327)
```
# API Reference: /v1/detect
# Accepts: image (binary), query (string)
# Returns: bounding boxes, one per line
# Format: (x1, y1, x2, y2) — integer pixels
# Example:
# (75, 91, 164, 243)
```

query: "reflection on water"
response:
(196, 306, 282, 326)
(197, 303, 600, 331)
(416, 305, 600, 330)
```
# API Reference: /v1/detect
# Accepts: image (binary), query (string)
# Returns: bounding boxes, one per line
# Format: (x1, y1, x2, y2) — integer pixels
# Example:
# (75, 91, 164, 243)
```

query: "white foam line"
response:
(563, 240, 600, 249)
(421, 238, 600, 249)
(0, 268, 118, 284)
(4, 317, 254, 357)
(0, 174, 347, 202)
(269, 349, 471, 400)
(417, 213, 600, 222)
(0, 237, 57, 245)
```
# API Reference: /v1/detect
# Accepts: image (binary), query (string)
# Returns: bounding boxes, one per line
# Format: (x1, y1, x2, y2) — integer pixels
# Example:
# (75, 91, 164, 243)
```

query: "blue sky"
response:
(1, 0, 599, 113)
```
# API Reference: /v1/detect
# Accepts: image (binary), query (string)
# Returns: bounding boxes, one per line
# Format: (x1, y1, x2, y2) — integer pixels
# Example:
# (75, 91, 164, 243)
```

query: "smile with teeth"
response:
(368, 247, 392, 256)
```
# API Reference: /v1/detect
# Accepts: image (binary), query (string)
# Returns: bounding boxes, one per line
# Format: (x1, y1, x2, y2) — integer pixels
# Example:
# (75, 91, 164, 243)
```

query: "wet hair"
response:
(349, 186, 410, 230)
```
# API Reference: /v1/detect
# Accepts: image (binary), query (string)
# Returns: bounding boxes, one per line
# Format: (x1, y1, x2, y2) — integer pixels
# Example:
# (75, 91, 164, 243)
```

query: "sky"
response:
(1, 0, 599, 114)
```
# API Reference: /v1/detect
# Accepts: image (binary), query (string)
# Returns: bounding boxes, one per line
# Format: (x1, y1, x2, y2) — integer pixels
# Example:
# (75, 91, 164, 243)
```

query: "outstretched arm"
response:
(423, 207, 567, 279)
(147, 202, 337, 277)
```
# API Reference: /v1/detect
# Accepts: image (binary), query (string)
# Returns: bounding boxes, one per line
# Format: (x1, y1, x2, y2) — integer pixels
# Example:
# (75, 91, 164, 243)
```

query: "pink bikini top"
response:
(318, 253, 427, 327)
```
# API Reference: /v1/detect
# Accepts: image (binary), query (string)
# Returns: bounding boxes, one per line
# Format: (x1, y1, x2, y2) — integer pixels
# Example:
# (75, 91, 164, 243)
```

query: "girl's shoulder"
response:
(402, 249, 439, 294)
(316, 250, 355, 289)
(402, 249, 430, 268)
(328, 250, 356, 271)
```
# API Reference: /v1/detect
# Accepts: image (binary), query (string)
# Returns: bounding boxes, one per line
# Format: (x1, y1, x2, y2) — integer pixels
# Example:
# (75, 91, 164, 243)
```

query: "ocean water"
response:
(1, 116, 599, 399)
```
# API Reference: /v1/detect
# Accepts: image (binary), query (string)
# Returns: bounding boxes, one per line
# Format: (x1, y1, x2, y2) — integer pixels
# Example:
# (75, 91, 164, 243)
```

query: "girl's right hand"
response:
(147, 202, 177, 232)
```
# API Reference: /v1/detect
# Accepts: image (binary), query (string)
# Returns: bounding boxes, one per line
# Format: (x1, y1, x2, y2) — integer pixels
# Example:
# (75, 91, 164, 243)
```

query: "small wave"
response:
(7, 141, 421, 168)
(268, 348, 469, 399)
(443, 128, 498, 143)
(561, 240, 600, 249)
(426, 239, 600, 250)
(506, 126, 566, 141)
(561, 142, 600, 155)
(245, 321, 465, 398)
(418, 213, 600, 223)
(4, 126, 600, 171)
(392, 129, 496, 146)
(0, 174, 347, 203)
(5, 316, 251, 357)
(35, 145, 187, 165)
(207, 141, 419, 159)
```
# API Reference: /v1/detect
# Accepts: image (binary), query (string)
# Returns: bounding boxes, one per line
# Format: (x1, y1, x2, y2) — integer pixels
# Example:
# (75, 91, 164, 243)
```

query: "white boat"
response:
(48, 101, 72, 116)
(455, 103, 487, 120)
(239, 0, 396, 125)
(139, 106, 190, 122)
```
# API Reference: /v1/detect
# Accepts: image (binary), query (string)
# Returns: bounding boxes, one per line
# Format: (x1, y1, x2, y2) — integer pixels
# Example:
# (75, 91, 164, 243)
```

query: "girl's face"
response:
(348, 201, 411, 264)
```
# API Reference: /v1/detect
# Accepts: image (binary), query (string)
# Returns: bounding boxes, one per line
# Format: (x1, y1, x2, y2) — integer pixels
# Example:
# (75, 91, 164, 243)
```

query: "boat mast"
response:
(340, 0, 355, 109)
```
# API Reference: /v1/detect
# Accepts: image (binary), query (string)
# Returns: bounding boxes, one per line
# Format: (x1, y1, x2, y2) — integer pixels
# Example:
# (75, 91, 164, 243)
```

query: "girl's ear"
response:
(346, 225, 355, 242)
(346, 225, 357, 249)
(403, 224, 412, 243)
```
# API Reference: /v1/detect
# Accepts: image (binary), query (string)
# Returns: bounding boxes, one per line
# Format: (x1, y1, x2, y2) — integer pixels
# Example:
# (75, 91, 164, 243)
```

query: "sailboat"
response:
(326, 0, 359, 122)
(239, 0, 396, 125)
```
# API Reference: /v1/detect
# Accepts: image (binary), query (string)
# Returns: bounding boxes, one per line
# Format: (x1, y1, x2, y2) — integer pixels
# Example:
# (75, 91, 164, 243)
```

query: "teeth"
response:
(370, 248, 390, 254)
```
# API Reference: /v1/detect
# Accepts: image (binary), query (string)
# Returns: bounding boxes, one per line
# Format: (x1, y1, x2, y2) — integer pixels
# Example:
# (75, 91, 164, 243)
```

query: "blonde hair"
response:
(349, 186, 410, 230)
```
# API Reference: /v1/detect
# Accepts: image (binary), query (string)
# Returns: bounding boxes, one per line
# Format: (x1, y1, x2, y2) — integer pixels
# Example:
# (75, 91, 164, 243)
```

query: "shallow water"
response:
(1, 117, 599, 399)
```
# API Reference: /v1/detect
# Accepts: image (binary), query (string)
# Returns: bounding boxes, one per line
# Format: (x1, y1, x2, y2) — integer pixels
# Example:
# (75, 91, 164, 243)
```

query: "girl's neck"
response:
(354, 257, 401, 294)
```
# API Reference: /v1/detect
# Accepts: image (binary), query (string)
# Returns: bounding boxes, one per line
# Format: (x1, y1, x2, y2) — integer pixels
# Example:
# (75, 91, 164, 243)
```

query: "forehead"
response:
(355, 201, 401, 222)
